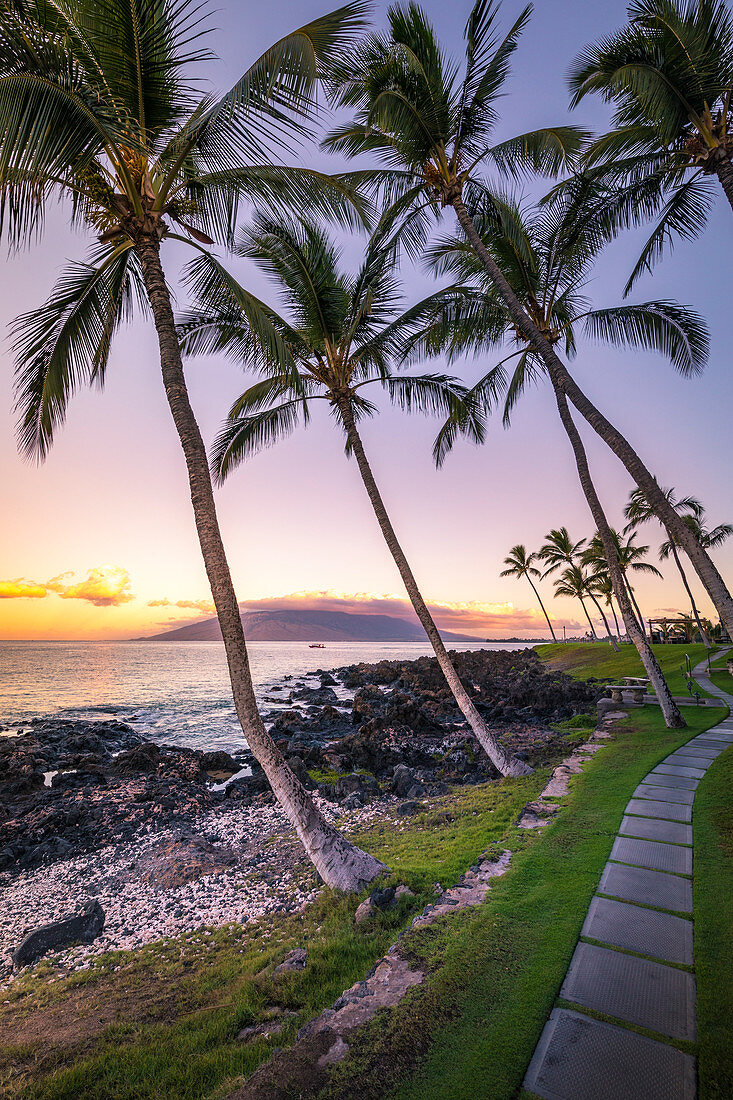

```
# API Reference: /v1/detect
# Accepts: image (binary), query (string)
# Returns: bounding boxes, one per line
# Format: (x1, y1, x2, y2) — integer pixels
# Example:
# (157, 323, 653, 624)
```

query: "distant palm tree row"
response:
(2, 0, 733, 888)
(504, 496, 731, 648)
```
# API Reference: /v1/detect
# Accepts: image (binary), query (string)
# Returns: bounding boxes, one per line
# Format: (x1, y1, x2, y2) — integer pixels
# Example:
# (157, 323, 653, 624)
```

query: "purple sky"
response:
(0, 0, 731, 640)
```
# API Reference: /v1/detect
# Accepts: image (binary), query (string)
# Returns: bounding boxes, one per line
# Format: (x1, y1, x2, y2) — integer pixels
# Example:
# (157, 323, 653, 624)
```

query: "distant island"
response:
(140, 608, 480, 643)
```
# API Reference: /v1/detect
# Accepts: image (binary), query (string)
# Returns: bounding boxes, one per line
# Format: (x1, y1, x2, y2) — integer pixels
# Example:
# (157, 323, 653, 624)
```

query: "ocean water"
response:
(0, 640, 536, 755)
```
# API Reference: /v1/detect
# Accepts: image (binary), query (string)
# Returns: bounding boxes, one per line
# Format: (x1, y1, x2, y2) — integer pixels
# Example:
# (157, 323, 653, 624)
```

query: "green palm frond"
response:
(581, 300, 709, 374)
(211, 396, 311, 483)
(12, 241, 141, 459)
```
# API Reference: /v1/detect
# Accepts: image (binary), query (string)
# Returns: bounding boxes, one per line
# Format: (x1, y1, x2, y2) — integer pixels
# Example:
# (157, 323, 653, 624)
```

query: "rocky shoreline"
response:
(0, 648, 599, 977)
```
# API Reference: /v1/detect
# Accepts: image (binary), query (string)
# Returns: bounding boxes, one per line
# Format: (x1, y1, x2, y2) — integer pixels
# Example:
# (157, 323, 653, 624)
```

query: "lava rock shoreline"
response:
(0, 648, 600, 877)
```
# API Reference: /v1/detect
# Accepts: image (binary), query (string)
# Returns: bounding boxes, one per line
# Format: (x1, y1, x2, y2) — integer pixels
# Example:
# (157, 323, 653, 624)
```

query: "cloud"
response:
(0, 578, 48, 599)
(46, 565, 135, 607)
(147, 598, 215, 614)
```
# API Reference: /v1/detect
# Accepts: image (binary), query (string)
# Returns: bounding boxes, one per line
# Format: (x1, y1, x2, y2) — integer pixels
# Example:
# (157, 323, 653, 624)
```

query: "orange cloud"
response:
(45, 565, 135, 607)
(0, 578, 48, 599)
(148, 598, 215, 614)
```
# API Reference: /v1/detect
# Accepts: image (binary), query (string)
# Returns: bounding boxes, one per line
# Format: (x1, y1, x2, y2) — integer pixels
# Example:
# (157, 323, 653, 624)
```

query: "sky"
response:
(0, 0, 731, 642)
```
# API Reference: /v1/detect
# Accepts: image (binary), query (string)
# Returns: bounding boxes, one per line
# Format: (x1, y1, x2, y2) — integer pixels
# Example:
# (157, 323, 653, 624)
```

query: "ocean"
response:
(0, 640, 536, 755)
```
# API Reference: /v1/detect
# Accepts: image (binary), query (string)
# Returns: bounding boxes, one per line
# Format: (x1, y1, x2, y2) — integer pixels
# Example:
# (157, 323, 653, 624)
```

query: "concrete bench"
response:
(606, 684, 648, 705)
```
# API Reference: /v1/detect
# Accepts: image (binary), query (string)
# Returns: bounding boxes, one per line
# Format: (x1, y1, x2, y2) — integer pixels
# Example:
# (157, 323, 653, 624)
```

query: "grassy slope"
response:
(319, 706, 725, 1100)
(537, 641, 714, 696)
(694, 744, 733, 1098)
(0, 780, 541, 1100)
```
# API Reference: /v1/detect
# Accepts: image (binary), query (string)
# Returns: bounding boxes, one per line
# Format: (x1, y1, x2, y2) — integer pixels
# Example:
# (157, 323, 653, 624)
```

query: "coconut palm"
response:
(624, 485, 711, 647)
(411, 191, 695, 721)
(3, 0, 389, 891)
(582, 529, 663, 634)
(409, 190, 690, 722)
(180, 215, 530, 777)
(568, 0, 733, 292)
(327, 0, 733, 639)
(500, 545, 557, 640)
(552, 565, 600, 639)
(538, 529, 587, 578)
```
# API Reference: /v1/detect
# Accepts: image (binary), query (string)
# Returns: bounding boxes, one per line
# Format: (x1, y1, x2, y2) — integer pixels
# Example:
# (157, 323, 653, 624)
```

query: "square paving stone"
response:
(610, 836, 692, 875)
(626, 798, 692, 822)
(598, 862, 692, 913)
(620, 816, 692, 845)
(652, 764, 706, 779)
(581, 896, 693, 964)
(677, 745, 722, 758)
(664, 754, 712, 769)
(637, 773, 699, 790)
(560, 942, 696, 1040)
(636, 784, 696, 804)
(523, 1009, 697, 1100)
(689, 737, 729, 749)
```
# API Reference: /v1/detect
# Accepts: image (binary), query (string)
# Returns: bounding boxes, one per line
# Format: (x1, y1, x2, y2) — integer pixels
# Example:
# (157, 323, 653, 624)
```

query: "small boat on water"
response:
(308, 643, 326, 649)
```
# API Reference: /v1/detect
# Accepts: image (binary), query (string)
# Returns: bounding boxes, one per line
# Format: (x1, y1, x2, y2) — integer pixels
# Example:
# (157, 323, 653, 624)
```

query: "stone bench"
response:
(606, 685, 648, 705)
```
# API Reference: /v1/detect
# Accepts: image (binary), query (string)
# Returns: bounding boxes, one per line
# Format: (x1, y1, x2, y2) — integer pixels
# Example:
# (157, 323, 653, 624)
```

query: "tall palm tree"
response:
(3, 0, 388, 891)
(624, 485, 711, 647)
(582, 529, 663, 634)
(552, 565, 600, 639)
(500, 545, 557, 640)
(568, 0, 733, 292)
(410, 191, 690, 723)
(327, 0, 733, 639)
(180, 215, 530, 777)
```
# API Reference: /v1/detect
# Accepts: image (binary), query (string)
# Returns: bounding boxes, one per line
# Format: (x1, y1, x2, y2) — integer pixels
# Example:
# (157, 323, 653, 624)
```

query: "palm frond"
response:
(581, 299, 709, 375)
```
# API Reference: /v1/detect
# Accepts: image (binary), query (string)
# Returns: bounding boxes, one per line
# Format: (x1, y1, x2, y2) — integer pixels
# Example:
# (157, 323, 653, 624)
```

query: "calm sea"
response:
(0, 640, 537, 755)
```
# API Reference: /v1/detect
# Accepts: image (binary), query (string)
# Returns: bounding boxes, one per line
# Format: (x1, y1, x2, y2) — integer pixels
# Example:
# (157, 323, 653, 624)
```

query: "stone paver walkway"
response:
(523, 650, 732, 1100)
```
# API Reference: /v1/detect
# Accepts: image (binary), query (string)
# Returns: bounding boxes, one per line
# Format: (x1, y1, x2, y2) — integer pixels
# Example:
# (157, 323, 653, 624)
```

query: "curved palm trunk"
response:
(624, 577, 647, 636)
(450, 197, 733, 640)
(578, 596, 598, 638)
(551, 386, 684, 727)
(587, 591, 620, 649)
(134, 235, 386, 891)
(526, 576, 557, 641)
(668, 539, 711, 648)
(609, 599, 622, 637)
(335, 394, 531, 777)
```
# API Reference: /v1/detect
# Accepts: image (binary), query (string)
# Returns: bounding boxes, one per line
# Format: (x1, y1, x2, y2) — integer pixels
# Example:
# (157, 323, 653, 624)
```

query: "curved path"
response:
(523, 651, 733, 1100)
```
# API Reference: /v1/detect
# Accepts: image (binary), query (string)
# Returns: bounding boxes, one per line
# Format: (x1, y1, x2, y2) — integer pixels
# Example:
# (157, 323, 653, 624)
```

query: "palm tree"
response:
(500, 545, 557, 640)
(552, 565, 600, 639)
(180, 215, 530, 777)
(327, 0, 733, 640)
(3, 0, 388, 891)
(410, 191, 688, 723)
(568, 0, 733, 292)
(411, 189, 691, 721)
(582, 529, 663, 634)
(624, 485, 711, 648)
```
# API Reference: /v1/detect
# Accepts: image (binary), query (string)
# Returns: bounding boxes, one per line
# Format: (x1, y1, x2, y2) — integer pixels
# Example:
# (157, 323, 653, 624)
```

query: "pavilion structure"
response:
(647, 616, 699, 643)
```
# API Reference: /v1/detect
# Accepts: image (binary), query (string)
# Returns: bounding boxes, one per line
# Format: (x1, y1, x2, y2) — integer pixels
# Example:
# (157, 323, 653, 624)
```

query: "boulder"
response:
(396, 800, 420, 816)
(274, 947, 308, 974)
(12, 900, 104, 969)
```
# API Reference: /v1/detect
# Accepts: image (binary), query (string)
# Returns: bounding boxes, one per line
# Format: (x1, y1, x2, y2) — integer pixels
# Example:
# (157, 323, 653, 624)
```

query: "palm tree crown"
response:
(568, 0, 733, 290)
(500, 544, 541, 581)
(177, 215, 471, 479)
(538, 527, 587, 577)
(4, 0, 370, 458)
(406, 186, 708, 460)
(324, 0, 586, 250)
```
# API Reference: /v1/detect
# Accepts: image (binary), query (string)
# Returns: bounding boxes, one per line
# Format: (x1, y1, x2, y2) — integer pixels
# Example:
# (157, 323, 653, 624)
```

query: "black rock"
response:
(12, 900, 104, 969)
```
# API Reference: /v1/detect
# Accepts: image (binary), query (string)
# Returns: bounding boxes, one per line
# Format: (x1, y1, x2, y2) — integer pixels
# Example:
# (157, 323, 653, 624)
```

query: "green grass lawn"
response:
(536, 641, 715, 696)
(694, 735, 733, 1098)
(317, 705, 727, 1100)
